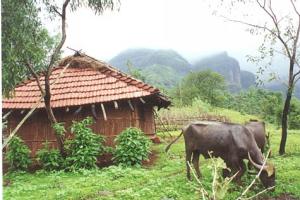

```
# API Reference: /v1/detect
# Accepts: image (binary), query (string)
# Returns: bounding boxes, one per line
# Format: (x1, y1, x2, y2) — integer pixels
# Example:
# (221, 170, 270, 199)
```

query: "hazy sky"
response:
(63, 1, 255, 59)
(54, 0, 297, 73)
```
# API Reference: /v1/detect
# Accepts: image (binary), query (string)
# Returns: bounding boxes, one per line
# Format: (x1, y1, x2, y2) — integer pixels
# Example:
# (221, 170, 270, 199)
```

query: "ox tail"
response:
(165, 130, 184, 153)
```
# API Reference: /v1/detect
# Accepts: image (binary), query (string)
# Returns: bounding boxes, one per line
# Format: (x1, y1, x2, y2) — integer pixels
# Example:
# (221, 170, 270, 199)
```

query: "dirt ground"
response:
(142, 150, 159, 167)
(260, 194, 300, 200)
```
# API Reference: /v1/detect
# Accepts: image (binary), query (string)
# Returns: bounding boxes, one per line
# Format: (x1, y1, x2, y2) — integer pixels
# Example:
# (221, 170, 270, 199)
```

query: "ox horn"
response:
(248, 152, 274, 177)
(248, 152, 267, 170)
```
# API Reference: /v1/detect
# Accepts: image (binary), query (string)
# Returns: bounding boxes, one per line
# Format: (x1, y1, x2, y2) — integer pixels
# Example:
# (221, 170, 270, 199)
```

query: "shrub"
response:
(36, 142, 64, 171)
(52, 122, 66, 137)
(113, 127, 151, 167)
(288, 99, 300, 129)
(6, 136, 31, 171)
(65, 117, 105, 171)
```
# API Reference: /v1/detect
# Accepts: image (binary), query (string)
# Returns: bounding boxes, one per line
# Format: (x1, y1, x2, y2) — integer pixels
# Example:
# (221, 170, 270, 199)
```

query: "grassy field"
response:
(3, 108, 300, 200)
(3, 126, 300, 200)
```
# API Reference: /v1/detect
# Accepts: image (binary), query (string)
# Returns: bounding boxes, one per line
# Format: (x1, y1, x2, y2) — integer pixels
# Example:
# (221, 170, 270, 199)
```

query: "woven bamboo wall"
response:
(5, 99, 155, 155)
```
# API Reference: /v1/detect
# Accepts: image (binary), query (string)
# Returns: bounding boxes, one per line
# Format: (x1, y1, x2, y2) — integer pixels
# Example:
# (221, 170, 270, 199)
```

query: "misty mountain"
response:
(109, 48, 192, 89)
(109, 48, 299, 98)
(241, 70, 256, 89)
(109, 48, 192, 76)
(265, 81, 300, 99)
(192, 52, 255, 92)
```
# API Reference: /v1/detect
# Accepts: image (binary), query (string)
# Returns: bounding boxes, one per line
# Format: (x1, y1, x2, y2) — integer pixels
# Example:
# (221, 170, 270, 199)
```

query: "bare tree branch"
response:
(293, 70, 300, 80)
(24, 62, 45, 96)
(51, 6, 62, 17)
(256, 0, 293, 60)
(290, 0, 300, 17)
(268, 0, 278, 23)
(220, 15, 276, 34)
(295, 75, 300, 84)
(44, 0, 71, 125)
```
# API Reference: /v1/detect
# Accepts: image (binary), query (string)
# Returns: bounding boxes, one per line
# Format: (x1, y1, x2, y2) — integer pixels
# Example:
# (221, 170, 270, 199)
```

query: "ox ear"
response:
(264, 163, 275, 177)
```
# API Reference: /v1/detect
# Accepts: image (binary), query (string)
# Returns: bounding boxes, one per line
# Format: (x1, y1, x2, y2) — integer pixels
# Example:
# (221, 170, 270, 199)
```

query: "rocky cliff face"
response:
(192, 52, 245, 91)
(241, 70, 256, 89)
(109, 49, 257, 91)
(192, 52, 258, 92)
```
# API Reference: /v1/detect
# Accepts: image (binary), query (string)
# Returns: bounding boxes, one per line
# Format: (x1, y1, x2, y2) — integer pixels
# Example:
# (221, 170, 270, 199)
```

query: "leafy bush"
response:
(52, 122, 66, 137)
(65, 117, 105, 171)
(6, 136, 31, 170)
(288, 98, 300, 129)
(36, 142, 64, 171)
(171, 70, 227, 106)
(113, 127, 151, 167)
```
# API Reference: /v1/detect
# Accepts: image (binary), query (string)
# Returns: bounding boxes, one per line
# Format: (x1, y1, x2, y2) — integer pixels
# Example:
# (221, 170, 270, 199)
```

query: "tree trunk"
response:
(279, 87, 293, 155)
(44, 76, 66, 157)
(42, 0, 70, 157)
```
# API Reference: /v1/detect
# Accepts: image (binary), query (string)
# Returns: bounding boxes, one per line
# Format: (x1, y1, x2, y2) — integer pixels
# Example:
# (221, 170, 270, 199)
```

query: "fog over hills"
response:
(109, 48, 300, 98)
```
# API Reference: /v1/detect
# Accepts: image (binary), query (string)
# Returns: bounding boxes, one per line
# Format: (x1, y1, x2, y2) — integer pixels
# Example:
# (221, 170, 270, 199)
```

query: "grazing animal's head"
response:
(248, 152, 275, 189)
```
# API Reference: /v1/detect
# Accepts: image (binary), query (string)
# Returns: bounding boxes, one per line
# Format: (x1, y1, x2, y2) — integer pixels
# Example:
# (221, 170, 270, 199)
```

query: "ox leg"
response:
(236, 161, 246, 180)
(222, 168, 231, 178)
(192, 151, 202, 178)
(231, 160, 246, 185)
(223, 158, 246, 185)
(222, 159, 232, 178)
(186, 150, 193, 180)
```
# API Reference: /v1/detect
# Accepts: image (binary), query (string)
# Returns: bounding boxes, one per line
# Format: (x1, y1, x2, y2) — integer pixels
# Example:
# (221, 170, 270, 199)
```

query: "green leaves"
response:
(6, 136, 31, 171)
(113, 127, 151, 167)
(36, 142, 64, 171)
(175, 70, 227, 106)
(65, 117, 106, 171)
(2, 0, 57, 97)
(52, 122, 66, 137)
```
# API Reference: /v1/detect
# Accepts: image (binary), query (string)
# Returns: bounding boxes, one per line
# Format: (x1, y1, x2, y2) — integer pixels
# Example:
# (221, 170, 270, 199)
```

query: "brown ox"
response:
(165, 122, 275, 188)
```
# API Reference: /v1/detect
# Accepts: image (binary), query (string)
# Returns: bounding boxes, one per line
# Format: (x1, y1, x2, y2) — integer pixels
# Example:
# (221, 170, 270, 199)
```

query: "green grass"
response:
(3, 126, 300, 199)
(158, 99, 260, 125)
(4, 130, 300, 200)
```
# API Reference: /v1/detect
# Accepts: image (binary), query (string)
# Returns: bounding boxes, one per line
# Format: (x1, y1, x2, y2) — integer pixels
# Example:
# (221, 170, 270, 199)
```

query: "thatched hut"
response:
(3, 53, 171, 155)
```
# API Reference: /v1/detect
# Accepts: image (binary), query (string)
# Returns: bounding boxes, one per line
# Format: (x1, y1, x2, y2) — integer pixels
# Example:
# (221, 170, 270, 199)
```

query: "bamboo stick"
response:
(114, 101, 118, 109)
(128, 100, 134, 111)
(139, 97, 146, 104)
(101, 103, 107, 121)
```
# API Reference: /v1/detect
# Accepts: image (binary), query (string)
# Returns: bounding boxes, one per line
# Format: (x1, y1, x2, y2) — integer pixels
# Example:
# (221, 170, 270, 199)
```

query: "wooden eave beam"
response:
(114, 101, 118, 109)
(128, 100, 134, 111)
(101, 103, 107, 121)
(91, 104, 98, 119)
(74, 106, 82, 115)
(139, 97, 146, 104)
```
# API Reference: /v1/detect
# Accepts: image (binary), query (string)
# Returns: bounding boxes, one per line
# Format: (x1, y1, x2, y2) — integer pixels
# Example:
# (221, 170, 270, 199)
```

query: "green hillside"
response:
(142, 64, 179, 89)
(109, 49, 257, 92)
(108, 49, 192, 89)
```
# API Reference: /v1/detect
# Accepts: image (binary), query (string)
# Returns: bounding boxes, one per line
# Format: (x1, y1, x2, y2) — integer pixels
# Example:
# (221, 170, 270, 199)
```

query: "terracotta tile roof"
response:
(3, 54, 170, 109)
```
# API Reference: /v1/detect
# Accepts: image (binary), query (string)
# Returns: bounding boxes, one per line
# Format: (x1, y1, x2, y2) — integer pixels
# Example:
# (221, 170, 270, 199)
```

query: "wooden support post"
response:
(3, 110, 13, 120)
(91, 104, 98, 119)
(101, 103, 107, 121)
(139, 97, 146, 104)
(114, 101, 118, 109)
(128, 100, 134, 111)
(74, 106, 82, 115)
